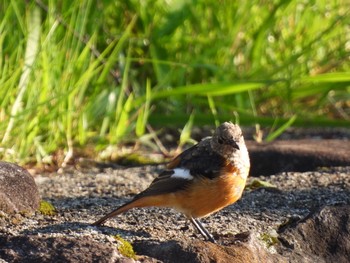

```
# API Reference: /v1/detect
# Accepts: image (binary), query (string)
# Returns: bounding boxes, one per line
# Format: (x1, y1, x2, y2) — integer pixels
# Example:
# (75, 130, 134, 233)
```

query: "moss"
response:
(39, 200, 57, 216)
(260, 232, 279, 248)
(114, 235, 136, 259)
(245, 179, 277, 190)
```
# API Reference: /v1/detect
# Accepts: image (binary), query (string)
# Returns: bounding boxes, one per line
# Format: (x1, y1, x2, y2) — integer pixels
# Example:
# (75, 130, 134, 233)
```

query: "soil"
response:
(0, 127, 349, 262)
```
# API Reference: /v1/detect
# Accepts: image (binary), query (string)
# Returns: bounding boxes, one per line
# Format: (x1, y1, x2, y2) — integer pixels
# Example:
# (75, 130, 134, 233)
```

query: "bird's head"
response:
(211, 122, 247, 160)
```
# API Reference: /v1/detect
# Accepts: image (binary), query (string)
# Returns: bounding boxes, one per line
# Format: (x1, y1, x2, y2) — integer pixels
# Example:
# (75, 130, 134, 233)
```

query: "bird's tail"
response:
(92, 195, 169, 226)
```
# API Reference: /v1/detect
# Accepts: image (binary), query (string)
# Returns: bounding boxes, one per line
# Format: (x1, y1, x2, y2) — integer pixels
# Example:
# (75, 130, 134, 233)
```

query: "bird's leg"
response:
(189, 217, 216, 243)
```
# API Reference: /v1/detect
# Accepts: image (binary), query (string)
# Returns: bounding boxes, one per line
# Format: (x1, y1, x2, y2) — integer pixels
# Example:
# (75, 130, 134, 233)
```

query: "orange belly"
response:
(170, 172, 247, 218)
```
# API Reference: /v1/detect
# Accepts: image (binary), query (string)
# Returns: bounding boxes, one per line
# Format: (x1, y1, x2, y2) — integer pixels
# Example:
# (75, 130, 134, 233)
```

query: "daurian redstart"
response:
(93, 122, 250, 243)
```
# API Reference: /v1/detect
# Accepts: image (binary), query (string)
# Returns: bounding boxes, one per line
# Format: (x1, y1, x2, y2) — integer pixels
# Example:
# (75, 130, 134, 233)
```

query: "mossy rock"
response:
(0, 161, 40, 215)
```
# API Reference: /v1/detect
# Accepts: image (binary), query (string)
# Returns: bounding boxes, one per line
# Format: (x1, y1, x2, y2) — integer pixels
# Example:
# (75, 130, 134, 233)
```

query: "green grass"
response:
(0, 0, 349, 163)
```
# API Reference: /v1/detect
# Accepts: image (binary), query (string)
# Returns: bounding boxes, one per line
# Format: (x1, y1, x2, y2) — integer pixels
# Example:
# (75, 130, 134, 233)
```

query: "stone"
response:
(0, 235, 136, 263)
(0, 161, 40, 215)
(133, 232, 286, 263)
(247, 140, 350, 176)
(278, 204, 350, 263)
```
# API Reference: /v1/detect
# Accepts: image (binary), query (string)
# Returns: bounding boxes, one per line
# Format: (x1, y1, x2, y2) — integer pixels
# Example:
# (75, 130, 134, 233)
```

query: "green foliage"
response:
(265, 115, 297, 142)
(179, 113, 196, 148)
(0, 1, 349, 163)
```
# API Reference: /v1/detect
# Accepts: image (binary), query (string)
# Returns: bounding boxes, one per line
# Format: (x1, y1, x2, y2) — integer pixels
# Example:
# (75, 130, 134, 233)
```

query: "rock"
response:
(247, 140, 350, 176)
(0, 161, 40, 215)
(0, 235, 137, 263)
(278, 204, 350, 263)
(133, 232, 286, 263)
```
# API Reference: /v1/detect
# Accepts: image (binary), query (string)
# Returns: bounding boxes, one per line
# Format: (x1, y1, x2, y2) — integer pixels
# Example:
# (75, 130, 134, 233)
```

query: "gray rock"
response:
(0, 235, 135, 263)
(247, 140, 350, 176)
(0, 161, 40, 214)
(278, 204, 350, 263)
(133, 232, 286, 263)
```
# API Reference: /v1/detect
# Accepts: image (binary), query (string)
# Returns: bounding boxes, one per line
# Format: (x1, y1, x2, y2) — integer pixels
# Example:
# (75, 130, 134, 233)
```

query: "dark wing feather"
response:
(133, 170, 191, 199)
(168, 138, 226, 179)
(133, 138, 225, 200)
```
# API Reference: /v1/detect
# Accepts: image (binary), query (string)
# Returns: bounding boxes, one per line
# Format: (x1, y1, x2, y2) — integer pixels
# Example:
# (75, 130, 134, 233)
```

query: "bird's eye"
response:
(218, 137, 224, 144)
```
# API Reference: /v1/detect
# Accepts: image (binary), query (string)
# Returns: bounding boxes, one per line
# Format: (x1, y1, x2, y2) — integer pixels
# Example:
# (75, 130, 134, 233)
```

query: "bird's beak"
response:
(229, 140, 240, 150)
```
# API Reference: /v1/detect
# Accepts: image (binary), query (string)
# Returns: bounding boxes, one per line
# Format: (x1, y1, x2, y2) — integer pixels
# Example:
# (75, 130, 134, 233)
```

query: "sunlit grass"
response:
(0, 0, 349, 163)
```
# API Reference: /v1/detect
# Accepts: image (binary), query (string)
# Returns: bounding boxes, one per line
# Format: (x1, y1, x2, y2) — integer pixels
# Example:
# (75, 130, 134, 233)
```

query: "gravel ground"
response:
(1, 165, 349, 249)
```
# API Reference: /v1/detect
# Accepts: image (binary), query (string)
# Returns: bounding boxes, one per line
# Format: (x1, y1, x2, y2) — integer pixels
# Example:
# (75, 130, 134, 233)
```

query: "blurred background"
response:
(0, 0, 349, 164)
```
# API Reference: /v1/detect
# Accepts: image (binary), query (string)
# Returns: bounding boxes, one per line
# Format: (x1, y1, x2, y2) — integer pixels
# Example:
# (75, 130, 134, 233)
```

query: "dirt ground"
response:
(1, 127, 350, 262)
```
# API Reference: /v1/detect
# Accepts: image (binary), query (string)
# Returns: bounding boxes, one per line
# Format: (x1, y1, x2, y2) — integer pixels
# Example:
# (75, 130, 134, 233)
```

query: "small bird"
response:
(92, 122, 250, 243)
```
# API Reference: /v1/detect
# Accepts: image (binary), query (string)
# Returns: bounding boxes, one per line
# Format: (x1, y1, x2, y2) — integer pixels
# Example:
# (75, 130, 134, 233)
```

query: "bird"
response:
(92, 122, 250, 243)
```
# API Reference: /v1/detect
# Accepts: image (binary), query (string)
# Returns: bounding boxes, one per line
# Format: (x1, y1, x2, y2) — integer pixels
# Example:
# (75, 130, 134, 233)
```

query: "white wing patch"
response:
(171, 168, 194, 180)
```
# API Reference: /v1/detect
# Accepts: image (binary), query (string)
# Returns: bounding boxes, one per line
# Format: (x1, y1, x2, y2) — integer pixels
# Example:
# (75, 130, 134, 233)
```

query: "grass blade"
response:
(150, 82, 264, 100)
(2, 6, 41, 143)
(265, 115, 297, 142)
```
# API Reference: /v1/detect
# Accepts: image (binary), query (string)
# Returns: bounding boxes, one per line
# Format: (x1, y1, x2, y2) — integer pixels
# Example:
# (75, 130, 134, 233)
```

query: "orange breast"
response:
(171, 168, 247, 218)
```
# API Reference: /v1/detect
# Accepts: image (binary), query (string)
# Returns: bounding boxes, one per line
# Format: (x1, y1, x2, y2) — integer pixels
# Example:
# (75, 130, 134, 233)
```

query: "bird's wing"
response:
(168, 138, 226, 179)
(134, 169, 191, 199)
(134, 138, 226, 200)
